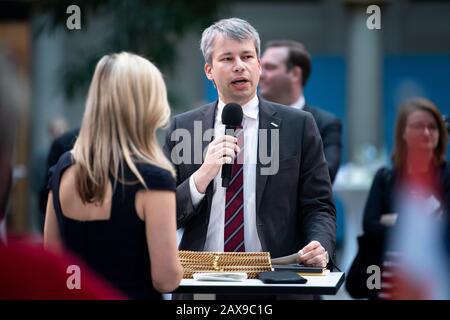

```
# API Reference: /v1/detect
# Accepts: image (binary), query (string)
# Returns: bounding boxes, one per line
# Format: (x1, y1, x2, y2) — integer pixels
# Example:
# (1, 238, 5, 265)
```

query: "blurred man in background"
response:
(37, 126, 79, 224)
(260, 40, 342, 183)
(32, 117, 70, 229)
(0, 48, 19, 244)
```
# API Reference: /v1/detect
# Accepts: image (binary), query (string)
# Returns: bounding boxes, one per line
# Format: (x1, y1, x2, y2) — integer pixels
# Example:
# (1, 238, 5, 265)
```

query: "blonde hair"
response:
(73, 52, 175, 204)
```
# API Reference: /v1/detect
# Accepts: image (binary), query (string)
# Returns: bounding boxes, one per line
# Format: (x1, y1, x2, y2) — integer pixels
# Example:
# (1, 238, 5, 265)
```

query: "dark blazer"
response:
(347, 163, 450, 299)
(164, 98, 336, 259)
(303, 105, 342, 184)
(39, 128, 79, 216)
(363, 163, 450, 241)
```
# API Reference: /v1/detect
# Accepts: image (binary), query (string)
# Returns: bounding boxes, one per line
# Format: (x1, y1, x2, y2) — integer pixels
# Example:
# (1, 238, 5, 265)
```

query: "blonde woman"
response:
(44, 53, 183, 299)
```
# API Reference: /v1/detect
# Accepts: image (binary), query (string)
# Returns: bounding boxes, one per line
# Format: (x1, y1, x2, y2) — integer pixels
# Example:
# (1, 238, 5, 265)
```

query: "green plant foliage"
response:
(33, 0, 224, 101)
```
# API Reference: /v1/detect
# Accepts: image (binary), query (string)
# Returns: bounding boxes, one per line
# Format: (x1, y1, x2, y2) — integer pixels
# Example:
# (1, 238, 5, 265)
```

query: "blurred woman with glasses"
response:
(347, 97, 450, 299)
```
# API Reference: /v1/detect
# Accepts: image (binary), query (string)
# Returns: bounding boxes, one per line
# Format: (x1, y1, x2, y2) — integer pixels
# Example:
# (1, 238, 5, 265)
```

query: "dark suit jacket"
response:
(164, 98, 336, 259)
(303, 105, 342, 183)
(38, 128, 79, 216)
(347, 163, 450, 299)
(363, 163, 450, 240)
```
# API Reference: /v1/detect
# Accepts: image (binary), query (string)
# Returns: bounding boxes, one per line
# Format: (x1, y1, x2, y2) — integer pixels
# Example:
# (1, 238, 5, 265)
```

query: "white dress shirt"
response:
(290, 94, 306, 110)
(189, 95, 262, 252)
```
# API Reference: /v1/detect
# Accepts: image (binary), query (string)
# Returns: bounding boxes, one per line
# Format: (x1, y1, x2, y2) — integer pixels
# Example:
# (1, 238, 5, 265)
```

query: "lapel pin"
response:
(270, 122, 279, 128)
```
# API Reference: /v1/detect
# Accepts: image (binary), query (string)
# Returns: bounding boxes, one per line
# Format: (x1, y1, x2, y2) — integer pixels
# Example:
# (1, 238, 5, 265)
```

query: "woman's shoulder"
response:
(438, 161, 450, 184)
(440, 161, 450, 174)
(135, 163, 176, 191)
(47, 151, 74, 189)
(371, 166, 396, 188)
(55, 151, 74, 168)
(374, 166, 394, 180)
(136, 162, 172, 178)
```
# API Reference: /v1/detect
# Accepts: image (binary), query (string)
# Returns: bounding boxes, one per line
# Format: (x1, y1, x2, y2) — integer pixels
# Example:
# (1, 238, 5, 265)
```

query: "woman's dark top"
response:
(48, 151, 176, 299)
(347, 162, 450, 299)
(363, 162, 450, 242)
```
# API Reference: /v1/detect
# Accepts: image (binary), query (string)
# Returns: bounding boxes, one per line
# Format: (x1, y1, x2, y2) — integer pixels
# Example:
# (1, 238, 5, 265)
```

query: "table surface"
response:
(173, 272, 345, 295)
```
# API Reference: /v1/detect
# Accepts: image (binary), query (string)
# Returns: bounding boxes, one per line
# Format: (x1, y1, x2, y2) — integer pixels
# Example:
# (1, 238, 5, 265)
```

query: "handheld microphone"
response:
(221, 103, 243, 188)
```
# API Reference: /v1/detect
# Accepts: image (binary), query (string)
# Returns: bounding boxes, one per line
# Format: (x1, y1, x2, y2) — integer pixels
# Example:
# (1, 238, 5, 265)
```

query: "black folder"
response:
(272, 264, 324, 273)
(258, 271, 307, 284)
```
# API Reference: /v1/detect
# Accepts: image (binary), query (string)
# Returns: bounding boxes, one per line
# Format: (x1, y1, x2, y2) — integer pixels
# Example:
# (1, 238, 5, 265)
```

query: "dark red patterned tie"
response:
(224, 126, 245, 252)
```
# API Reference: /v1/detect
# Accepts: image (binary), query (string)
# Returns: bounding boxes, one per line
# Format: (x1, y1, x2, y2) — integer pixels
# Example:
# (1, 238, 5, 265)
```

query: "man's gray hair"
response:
(200, 17, 261, 65)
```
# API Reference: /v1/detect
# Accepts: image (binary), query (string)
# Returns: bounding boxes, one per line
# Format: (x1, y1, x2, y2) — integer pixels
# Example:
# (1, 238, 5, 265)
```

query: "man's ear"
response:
(204, 63, 213, 80)
(291, 66, 302, 84)
(257, 57, 262, 75)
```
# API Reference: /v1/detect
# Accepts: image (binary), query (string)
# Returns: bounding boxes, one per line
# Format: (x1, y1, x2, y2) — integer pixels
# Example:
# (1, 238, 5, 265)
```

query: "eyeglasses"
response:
(407, 122, 438, 132)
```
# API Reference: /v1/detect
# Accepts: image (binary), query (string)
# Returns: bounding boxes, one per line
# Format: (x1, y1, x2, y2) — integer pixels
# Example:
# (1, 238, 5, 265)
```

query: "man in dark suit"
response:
(164, 18, 335, 267)
(38, 128, 79, 219)
(260, 40, 342, 183)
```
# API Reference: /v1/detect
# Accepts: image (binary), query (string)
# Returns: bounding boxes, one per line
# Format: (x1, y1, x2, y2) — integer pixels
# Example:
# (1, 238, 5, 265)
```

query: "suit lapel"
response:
(200, 101, 217, 163)
(256, 99, 282, 214)
(199, 101, 217, 203)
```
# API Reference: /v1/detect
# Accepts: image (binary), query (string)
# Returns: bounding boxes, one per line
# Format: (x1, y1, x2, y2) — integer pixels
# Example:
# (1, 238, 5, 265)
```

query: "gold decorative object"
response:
(179, 251, 272, 279)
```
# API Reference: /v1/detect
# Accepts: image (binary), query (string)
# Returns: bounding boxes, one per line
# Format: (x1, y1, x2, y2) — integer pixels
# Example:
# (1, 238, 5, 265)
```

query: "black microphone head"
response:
(222, 103, 243, 127)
